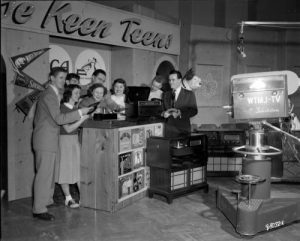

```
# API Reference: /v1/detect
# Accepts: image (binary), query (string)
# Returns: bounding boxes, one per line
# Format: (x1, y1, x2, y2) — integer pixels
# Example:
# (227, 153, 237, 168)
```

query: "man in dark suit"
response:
(32, 67, 91, 221)
(162, 70, 198, 137)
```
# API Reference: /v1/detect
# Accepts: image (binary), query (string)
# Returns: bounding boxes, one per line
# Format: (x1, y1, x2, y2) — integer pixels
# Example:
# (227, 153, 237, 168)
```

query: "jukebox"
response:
(217, 71, 300, 236)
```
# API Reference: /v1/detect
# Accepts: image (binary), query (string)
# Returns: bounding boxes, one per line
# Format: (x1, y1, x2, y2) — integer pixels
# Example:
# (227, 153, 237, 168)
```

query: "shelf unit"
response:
(80, 122, 163, 212)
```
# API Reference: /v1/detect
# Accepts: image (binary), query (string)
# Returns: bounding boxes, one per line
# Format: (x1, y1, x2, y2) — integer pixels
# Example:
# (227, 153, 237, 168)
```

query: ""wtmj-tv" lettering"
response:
(247, 95, 281, 105)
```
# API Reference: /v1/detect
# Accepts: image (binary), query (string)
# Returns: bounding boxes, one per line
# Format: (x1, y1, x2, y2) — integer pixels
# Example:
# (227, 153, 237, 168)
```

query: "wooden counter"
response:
(80, 119, 163, 212)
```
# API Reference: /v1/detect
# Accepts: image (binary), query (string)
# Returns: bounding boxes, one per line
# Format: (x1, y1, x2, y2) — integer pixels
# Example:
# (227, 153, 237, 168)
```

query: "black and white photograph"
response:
(1, 0, 300, 241)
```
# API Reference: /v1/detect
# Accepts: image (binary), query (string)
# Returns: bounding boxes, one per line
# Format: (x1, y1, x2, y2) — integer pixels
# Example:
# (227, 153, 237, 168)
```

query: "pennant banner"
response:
(10, 48, 50, 72)
(15, 81, 50, 116)
(15, 90, 42, 116)
(10, 47, 49, 92)
(14, 72, 45, 91)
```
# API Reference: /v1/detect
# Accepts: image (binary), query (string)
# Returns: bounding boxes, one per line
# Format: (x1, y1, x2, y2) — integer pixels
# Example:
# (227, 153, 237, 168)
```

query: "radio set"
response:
(138, 100, 162, 117)
(194, 127, 246, 176)
(199, 129, 246, 147)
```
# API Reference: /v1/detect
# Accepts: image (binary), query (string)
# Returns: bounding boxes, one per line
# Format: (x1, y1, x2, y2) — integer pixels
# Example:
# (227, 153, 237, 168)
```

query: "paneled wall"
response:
(111, 47, 178, 87)
(256, 0, 300, 21)
(187, 25, 300, 126)
(189, 25, 232, 126)
(236, 29, 279, 74)
(1, 29, 49, 200)
(285, 30, 300, 109)
(285, 30, 300, 76)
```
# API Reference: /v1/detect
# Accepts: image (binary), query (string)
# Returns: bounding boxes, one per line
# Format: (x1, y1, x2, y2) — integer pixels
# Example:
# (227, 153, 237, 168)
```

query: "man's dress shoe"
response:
(33, 212, 55, 221)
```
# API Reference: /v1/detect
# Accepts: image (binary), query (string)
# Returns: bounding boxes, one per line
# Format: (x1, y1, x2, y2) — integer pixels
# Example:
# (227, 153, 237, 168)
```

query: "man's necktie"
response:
(171, 90, 176, 108)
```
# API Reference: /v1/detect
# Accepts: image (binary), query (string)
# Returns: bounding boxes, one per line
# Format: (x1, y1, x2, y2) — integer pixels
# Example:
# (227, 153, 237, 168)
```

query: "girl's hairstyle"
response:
(110, 78, 128, 95)
(62, 84, 81, 103)
(152, 75, 164, 84)
(89, 83, 107, 96)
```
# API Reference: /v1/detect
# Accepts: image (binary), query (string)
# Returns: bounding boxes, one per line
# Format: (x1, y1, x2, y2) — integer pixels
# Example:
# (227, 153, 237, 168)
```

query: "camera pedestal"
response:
(217, 127, 300, 236)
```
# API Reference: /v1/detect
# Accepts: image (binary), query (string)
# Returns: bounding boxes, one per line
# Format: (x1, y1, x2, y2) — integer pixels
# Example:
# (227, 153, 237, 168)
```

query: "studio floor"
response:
(1, 177, 300, 241)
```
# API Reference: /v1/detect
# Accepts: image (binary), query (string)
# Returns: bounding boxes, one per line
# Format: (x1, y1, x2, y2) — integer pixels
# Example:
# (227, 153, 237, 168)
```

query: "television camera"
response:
(217, 70, 300, 236)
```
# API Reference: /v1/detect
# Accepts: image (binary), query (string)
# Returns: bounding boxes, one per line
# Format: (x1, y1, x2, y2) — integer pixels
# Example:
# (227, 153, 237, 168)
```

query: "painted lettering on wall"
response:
(49, 45, 72, 73)
(1, 1, 35, 24)
(121, 18, 172, 49)
(50, 59, 70, 72)
(40, 1, 111, 39)
(1, 0, 174, 51)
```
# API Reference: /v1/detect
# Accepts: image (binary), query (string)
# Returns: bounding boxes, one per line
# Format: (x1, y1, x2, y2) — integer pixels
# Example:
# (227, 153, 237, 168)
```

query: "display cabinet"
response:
(147, 133, 209, 204)
(80, 120, 163, 212)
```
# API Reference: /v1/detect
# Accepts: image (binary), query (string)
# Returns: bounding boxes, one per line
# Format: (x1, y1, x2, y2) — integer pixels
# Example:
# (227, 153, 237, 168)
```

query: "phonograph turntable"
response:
(217, 70, 300, 236)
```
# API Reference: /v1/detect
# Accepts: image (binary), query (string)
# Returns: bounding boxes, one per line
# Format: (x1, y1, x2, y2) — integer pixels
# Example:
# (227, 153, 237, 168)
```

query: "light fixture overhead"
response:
(236, 21, 300, 59)
(237, 22, 246, 58)
(238, 21, 300, 29)
(237, 35, 246, 58)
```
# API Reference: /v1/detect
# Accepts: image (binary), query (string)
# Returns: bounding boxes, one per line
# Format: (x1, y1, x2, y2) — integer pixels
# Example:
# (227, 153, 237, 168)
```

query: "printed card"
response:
(119, 129, 132, 152)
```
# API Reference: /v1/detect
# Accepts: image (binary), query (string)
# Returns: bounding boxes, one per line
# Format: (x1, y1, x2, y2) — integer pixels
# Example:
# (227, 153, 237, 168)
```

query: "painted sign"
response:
(49, 44, 72, 72)
(75, 49, 106, 86)
(1, 0, 180, 55)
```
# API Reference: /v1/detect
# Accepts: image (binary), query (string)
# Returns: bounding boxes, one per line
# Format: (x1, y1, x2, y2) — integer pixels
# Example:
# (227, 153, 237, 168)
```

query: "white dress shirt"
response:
(64, 103, 74, 110)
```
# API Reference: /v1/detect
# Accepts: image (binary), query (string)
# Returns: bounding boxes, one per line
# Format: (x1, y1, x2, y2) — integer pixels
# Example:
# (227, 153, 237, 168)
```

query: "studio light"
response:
(237, 22, 246, 58)
(236, 21, 300, 58)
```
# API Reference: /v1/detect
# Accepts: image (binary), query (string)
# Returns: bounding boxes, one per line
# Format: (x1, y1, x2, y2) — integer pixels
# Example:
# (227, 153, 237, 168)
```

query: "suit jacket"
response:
(162, 88, 198, 137)
(33, 87, 80, 153)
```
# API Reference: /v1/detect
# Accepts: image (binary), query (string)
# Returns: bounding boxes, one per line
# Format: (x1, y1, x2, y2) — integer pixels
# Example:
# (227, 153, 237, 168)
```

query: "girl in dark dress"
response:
(57, 85, 89, 208)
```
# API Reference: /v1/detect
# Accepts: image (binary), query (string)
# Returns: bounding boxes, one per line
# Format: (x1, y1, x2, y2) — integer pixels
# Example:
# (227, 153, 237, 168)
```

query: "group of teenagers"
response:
(32, 66, 198, 221)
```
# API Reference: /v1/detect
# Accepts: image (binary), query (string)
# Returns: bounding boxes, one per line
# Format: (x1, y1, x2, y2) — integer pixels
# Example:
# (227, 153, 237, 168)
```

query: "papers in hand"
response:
(87, 102, 100, 114)
(166, 108, 179, 114)
(163, 108, 181, 119)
